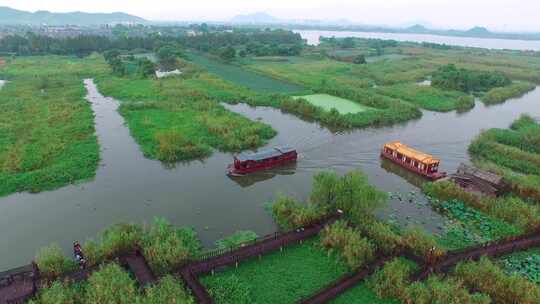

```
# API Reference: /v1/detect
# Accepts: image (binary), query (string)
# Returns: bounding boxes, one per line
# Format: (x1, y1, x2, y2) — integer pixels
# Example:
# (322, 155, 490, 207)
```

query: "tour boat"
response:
(381, 141, 446, 180)
(227, 146, 298, 176)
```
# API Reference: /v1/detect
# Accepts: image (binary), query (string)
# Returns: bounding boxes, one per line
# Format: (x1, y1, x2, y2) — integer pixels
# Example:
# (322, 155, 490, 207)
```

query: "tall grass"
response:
(320, 221, 375, 269)
(35, 218, 201, 277)
(0, 56, 103, 196)
(481, 82, 535, 105)
(35, 243, 77, 278)
(455, 257, 540, 304)
(95, 63, 277, 162)
(84, 263, 138, 304)
(468, 115, 540, 204)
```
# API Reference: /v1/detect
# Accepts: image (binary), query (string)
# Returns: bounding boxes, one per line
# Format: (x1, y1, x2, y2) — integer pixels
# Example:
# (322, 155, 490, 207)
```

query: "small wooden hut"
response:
(449, 163, 510, 196)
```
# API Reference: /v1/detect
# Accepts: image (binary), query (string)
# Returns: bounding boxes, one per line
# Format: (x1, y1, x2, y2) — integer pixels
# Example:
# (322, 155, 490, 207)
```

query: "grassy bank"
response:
(94, 60, 277, 162)
(0, 56, 105, 196)
(468, 115, 540, 203)
(201, 238, 349, 304)
(481, 82, 536, 105)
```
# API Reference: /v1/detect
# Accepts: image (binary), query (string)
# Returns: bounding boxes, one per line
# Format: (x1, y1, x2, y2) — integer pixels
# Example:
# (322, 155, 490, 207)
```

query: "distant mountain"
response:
(231, 12, 280, 24)
(406, 24, 429, 33)
(466, 26, 491, 35)
(0, 6, 146, 25)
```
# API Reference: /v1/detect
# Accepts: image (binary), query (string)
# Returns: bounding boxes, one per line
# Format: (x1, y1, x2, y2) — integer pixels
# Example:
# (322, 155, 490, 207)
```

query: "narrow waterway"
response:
(0, 79, 539, 270)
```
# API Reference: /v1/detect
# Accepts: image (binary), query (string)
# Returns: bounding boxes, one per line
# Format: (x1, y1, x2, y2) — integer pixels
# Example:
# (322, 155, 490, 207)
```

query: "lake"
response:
(295, 30, 540, 51)
(0, 79, 539, 270)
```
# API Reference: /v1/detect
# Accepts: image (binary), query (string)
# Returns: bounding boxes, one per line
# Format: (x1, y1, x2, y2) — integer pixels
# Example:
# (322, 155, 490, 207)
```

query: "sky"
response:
(1, 0, 539, 32)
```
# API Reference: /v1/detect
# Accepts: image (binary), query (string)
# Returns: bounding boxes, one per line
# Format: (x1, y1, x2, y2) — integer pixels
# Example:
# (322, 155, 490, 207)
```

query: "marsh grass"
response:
(35, 244, 77, 278)
(0, 56, 105, 196)
(30, 267, 194, 304)
(468, 115, 540, 205)
(95, 64, 276, 162)
(37, 218, 201, 276)
(481, 82, 535, 105)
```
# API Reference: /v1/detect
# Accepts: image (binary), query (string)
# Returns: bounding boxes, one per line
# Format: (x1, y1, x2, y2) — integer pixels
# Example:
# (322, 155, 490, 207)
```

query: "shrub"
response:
(320, 221, 375, 269)
(432, 64, 510, 92)
(402, 227, 445, 259)
(84, 263, 138, 304)
(405, 276, 491, 304)
(86, 223, 142, 264)
(29, 281, 78, 304)
(142, 275, 195, 304)
(309, 171, 340, 208)
(455, 257, 540, 304)
(35, 244, 76, 278)
(141, 218, 201, 274)
(358, 219, 403, 255)
(369, 258, 416, 300)
(335, 170, 388, 219)
(215, 230, 258, 250)
(271, 195, 326, 230)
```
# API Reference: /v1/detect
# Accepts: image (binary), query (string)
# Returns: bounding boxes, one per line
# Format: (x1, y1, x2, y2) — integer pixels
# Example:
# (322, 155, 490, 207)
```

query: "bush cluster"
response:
(320, 221, 375, 269)
(36, 218, 201, 277)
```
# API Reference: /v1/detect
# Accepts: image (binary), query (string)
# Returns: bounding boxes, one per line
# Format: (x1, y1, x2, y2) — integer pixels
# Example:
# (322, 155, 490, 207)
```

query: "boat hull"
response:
(227, 154, 297, 176)
(381, 151, 446, 181)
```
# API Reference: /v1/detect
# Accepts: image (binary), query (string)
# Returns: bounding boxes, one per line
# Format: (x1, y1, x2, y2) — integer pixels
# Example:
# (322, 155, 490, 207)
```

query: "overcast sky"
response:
(1, 0, 539, 32)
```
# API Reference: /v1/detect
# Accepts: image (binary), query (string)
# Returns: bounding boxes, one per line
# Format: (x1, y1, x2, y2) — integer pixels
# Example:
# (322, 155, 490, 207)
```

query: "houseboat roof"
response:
(236, 146, 295, 162)
(384, 141, 440, 165)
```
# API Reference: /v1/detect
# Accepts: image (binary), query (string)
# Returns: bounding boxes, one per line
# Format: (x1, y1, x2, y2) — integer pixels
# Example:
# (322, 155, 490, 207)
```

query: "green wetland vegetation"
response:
(2, 27, 540, 302)
(26, 168, 540, 303)
(293, 94, 371, 114)
(95, 60, 277, 162)
(0, 56, 104, 196)
(469, 115, 540, 203)
(201, 238, 349, 304)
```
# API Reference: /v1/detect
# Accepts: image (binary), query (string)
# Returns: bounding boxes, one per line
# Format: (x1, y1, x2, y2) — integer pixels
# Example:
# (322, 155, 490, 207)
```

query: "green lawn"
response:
(187, 52, 306, 94)
(201, 238, 349, 304)
(0, 56, 104, 196)
(376, 83, 473, 112)
(294, 94, 372, 114)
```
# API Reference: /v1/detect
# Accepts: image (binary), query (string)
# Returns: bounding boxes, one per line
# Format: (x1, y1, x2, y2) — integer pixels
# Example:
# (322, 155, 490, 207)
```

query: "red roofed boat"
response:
(227, 146, 298, 176)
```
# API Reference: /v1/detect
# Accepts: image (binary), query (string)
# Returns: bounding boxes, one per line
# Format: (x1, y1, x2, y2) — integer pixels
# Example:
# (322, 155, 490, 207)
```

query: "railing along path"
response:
(0, 217, 538, 304)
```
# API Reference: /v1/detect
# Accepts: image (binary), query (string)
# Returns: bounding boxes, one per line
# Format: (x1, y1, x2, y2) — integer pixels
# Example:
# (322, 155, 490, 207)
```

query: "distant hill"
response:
(0, 6, 146, 25)
(466, 26, 491, 35)
(231, 12, 280, 24)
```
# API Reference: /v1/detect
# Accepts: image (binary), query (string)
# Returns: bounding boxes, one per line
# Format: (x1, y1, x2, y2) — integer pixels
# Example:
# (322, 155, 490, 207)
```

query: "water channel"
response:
(0, 79, 539, 270)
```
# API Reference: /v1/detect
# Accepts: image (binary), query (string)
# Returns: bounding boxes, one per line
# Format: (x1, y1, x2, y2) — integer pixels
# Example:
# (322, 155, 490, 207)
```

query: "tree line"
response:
(0, 28, 304, 58)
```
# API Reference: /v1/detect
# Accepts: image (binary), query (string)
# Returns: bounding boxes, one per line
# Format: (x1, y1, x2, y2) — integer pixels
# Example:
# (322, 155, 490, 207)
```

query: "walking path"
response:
(0, 220, 538, 304)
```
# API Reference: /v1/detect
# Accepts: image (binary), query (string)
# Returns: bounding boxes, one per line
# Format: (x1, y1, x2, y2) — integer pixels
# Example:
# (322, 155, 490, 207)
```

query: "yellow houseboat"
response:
(381, 141, 446, 180)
